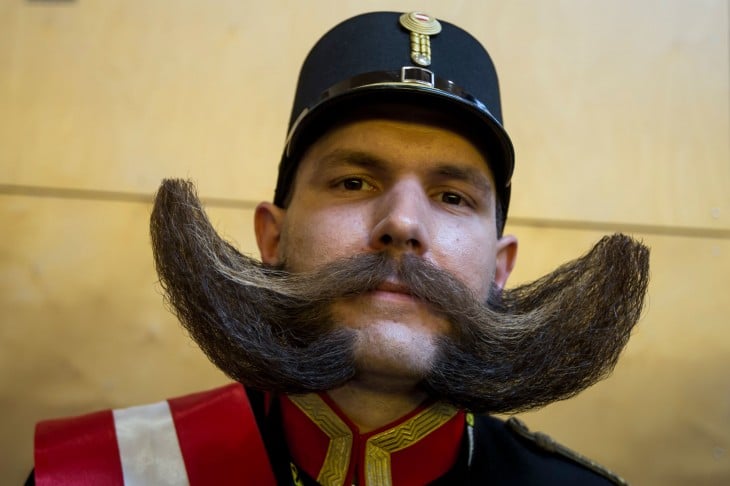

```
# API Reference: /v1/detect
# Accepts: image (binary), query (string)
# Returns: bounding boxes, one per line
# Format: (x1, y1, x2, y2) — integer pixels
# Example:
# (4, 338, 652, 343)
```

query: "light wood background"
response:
(1, 1, 728, 484)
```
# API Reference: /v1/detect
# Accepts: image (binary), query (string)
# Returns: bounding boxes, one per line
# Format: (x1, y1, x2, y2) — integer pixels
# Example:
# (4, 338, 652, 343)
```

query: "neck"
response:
(326, 380, 429, 433)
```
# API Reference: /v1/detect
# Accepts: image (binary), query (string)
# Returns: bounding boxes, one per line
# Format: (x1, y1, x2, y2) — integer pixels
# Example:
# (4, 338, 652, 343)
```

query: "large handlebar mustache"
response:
(150, 179, 649, 413)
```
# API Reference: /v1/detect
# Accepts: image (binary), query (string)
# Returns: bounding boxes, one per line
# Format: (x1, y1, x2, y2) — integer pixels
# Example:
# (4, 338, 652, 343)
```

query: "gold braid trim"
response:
(364, 402, 458, 485)
(288, 394, 352, 486)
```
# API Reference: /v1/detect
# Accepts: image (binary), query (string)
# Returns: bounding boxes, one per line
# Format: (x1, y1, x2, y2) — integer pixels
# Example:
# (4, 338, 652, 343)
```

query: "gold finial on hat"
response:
(399, 12, 442, 67)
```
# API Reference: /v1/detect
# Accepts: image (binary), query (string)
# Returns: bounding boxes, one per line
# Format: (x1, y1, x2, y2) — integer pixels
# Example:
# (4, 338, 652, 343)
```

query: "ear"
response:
(254, 202, 286, 265)
(493, 234, 518, 290)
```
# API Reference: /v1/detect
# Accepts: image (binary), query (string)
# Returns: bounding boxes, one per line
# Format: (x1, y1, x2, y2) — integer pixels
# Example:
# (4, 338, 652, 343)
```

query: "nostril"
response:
(380, 234, 393, 245)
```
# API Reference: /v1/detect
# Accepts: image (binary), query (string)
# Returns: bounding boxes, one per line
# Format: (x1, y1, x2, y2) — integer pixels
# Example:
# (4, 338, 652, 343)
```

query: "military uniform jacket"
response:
(31, 383, 626, 485)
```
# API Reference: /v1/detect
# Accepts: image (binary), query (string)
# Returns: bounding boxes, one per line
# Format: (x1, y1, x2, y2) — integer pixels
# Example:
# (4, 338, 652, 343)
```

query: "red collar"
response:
(280, 393, 464, 485)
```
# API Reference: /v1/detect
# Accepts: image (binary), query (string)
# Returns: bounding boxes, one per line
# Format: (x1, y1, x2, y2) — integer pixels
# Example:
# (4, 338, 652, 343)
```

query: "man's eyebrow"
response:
(314, 149, 390, 172)
(432, 164, 494, 194)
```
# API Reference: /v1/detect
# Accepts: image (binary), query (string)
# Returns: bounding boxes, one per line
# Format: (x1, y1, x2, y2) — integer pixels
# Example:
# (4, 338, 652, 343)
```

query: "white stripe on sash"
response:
(113, 400, 190, 486)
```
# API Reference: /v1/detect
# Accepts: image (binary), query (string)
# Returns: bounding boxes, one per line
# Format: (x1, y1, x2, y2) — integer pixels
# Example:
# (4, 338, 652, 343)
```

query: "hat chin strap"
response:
(283, 67, 495, 158)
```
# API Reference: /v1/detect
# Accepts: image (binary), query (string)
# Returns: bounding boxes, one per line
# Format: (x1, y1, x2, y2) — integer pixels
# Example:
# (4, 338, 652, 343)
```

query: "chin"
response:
(351, 321, 439, 387)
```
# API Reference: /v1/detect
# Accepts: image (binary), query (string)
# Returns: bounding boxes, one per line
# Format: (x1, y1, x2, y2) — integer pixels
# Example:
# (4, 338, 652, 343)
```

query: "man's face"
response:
(255, 114, 517, 387)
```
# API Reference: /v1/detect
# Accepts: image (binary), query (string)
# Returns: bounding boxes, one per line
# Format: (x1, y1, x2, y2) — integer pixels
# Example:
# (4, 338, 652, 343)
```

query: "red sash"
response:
(35, 383, 276, 485)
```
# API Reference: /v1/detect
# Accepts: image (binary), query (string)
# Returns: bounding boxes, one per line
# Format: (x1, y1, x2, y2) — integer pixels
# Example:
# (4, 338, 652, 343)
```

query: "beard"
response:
(150, 179, 650, 414)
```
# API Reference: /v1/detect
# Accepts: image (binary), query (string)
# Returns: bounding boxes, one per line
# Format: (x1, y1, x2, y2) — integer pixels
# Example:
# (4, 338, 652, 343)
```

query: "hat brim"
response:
(277, 80, 514, 219)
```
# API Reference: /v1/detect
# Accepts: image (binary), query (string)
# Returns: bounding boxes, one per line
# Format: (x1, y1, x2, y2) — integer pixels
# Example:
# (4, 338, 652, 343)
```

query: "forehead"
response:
(295, 104, 496, 183)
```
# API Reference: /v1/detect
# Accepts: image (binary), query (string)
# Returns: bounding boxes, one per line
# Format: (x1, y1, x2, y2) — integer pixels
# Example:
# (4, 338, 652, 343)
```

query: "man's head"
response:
(256, 12, 521, 388)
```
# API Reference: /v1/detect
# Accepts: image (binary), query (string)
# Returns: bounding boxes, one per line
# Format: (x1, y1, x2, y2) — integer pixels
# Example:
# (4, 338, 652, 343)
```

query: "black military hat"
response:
(274, 11, 514, 229)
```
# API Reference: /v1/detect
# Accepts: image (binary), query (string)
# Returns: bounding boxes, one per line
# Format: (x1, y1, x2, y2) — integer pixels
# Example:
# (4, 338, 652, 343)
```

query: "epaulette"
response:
(506, 417, 628, 485)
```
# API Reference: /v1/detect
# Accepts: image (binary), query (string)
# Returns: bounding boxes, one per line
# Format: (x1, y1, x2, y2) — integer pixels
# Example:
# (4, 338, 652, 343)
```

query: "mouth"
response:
(376, 281, 412, 294)
(370, 280, 417, 303)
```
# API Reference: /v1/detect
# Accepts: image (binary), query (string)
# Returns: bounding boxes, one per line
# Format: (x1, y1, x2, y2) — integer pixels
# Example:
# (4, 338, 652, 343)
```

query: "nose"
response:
(369, 179, 431, 255)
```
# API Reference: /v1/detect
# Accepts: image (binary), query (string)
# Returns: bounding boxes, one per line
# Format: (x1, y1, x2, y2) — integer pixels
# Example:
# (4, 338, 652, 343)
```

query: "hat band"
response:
(284, 67, 494, 157)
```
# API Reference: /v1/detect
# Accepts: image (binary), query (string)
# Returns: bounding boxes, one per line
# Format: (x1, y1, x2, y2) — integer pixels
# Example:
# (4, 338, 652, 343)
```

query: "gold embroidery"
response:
(364, 402, 458, 485)
(288, 394, 353, 486)
(290, 462, 305, 486)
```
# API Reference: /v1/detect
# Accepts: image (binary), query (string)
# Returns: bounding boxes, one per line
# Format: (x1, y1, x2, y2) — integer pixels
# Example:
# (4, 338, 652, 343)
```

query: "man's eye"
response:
(340, 178, 374, 191)
(441, 192, 463, 205)
(342, 178, 363, 190)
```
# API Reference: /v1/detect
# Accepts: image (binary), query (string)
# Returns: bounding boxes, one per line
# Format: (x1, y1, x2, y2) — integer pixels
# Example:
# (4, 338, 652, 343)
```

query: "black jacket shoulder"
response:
(468, 415, 627, 485)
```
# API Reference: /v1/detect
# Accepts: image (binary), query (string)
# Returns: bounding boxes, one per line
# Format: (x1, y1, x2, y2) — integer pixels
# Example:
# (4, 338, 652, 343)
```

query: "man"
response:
(32, 11, 649, 485)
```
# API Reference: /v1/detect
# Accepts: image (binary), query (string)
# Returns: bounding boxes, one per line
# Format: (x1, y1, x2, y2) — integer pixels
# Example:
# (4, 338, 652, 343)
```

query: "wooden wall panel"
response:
(0, 195, 254, 481)
(1, 1, 726, 228)
(503, 224, 730, 485)
(495, 0, 730, 231)
(0, 1, 295, 202)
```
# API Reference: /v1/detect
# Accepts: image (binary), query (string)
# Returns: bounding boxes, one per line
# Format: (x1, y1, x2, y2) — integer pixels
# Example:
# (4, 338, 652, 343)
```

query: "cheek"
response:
(432, 225, 496, 300)
(281, 207, 370, 271)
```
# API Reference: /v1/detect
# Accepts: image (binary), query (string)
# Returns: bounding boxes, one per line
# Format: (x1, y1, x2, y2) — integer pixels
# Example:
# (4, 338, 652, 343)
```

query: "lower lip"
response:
(370, 289, 417, 303)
